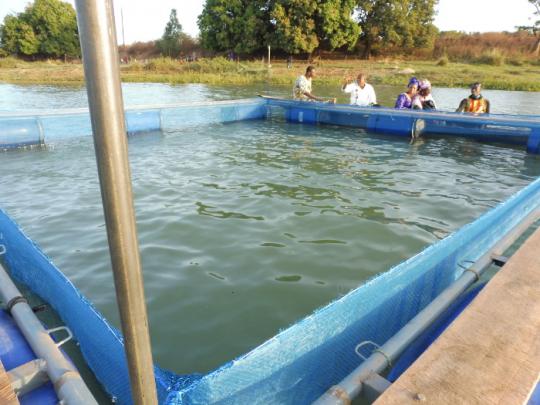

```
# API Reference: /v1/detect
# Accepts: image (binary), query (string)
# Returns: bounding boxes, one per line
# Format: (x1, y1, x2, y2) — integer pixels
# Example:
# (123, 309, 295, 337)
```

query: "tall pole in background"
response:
(73, 1, 158, 404)
(121, 8, 125, 47)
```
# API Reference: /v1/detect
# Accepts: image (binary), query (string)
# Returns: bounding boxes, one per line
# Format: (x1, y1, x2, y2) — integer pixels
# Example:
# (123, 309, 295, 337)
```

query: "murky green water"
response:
(1, 83, 540, 380)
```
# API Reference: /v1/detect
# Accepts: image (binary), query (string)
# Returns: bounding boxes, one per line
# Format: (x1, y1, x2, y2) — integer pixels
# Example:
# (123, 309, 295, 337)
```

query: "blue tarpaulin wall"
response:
(1, 173, 539, 404)
(1, 97, 540, 403)
(0, 99, 268, 149)
(2, 98, 540, 153)
(266, 98, 540, 152)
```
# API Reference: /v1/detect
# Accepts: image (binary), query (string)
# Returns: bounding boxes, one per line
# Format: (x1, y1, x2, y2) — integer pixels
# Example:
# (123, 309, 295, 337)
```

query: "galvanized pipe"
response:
(314, 208, 540, 405)
(73, 1, 158, 404)
(8, 359, 48, 396)
(0, 263, 97, 404)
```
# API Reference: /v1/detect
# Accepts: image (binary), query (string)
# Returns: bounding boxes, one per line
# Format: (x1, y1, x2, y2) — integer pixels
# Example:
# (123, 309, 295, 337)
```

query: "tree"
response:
(355, 0, 438, 59)
(315, 0, 361, 51)
(1, 15, 40, 56)
(0, 0, 80, 59)
(517, 0, 540, 56)
(157, 9, 183, 57)
(198, 0, 359, 55)
(198, 0, 270, 54)
(270, 0, 320, 54)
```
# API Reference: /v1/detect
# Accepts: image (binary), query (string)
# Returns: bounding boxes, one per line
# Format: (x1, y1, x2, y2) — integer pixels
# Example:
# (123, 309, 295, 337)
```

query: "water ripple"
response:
(1, 84, 540, 377)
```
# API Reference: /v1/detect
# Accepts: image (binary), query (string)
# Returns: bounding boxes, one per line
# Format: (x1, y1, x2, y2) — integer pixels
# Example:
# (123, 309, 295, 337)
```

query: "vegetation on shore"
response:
(1, 56, 540, 91)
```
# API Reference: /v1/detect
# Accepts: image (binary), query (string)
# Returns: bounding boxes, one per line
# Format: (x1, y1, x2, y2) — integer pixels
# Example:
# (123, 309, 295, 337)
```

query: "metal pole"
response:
(267, 45, 271, 68)
(0, 263, 97, 404)
(314, 208, 540, 405)
(73, 1, 158, 404)
(121, 8, 125, 48)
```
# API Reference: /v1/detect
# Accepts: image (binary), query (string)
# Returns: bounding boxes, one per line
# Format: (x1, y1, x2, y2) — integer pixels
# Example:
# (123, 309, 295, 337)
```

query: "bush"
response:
(507, 58, 524, 66)
(144, 57, 181, 72)
(186, 57, 238, 73)
(123, 60, 144, 72)
(436, 55, 449, 66)
(0, 56, 19, 68)
(475, 48, 506, 66)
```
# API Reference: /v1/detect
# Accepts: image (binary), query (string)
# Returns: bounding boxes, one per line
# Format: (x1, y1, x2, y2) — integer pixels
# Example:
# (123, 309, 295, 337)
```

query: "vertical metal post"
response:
(267, 45, 271, 68)
(73, 1, 158, 404)
(121, 8, 126, 48)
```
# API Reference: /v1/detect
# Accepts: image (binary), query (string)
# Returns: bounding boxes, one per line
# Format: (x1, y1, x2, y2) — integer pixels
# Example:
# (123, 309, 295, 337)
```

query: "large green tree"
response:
(355, 0, 438, 58)
(198, 0, 360, 55)
(315, 0, 361, 51)
(198, 0, 270, 54)
(270, 0, 319, 54)
(157, 9, 183, 57)
(0, 15, 40, 56)
(0, 0, 79, 58)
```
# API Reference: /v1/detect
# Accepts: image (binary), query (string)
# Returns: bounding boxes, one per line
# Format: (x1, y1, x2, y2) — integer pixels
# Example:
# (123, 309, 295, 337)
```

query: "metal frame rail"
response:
(313, 207, 540, 405)
(0, 260, 97, 404)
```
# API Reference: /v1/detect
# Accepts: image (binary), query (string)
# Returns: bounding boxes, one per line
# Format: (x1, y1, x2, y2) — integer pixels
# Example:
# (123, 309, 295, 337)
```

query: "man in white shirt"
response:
(293, 66, 336, 103)
(342, 73, 377, 107)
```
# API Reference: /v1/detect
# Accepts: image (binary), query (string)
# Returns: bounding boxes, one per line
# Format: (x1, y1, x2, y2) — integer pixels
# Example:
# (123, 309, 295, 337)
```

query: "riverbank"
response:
(1, 57, 540, 91)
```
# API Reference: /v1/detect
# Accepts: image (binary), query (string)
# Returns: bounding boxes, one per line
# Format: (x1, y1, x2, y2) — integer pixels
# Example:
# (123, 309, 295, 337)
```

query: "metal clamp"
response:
(457, 260, 480, 281)
(47, 326, 73, 348)
(457, 260, 475, 270)
(355, 340, 381, 361)
(6, 296, 28, 314)
(355, 340, 392, 368)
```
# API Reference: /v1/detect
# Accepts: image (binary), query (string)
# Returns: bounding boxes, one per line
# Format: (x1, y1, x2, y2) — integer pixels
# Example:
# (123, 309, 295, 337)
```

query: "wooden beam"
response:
(376, 227, 540, 405)
(0, 360, 19, 405)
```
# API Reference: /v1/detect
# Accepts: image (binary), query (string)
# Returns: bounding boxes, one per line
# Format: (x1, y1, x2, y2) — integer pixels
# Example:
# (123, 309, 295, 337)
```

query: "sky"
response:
(0, 0, 537, 45)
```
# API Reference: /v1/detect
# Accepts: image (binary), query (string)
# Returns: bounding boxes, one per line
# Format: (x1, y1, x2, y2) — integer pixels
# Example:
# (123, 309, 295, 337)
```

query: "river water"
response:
(0, 82, 539, 381)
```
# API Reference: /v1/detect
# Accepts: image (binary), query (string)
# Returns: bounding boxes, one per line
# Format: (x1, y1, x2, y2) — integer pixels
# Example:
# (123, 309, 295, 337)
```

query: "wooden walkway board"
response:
(0, 359, 18, 405)
(375, 227, 540, 405)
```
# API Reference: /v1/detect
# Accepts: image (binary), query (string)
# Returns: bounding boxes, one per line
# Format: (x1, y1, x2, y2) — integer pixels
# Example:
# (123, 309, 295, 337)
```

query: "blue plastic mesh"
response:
(2, 98, 540, 152)
(0, 99, 268, 148)
(166, 176, 540, 405)
(268, 98, 540, 148)
(1, 172, 539, 404)
(1, 98, 540, 403)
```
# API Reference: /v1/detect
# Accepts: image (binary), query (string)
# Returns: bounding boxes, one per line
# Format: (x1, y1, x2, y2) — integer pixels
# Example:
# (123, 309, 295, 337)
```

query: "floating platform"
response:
(1, 97, 540, 153)
(0, 359, 18, 405)
(266, 97, 540, 153)
(376, 226, 540, 405)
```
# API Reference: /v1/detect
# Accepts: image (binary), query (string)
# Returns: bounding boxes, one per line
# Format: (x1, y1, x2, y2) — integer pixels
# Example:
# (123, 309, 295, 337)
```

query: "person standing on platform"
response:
(342, 73, 377, 107)
(293, 66, 336, 103)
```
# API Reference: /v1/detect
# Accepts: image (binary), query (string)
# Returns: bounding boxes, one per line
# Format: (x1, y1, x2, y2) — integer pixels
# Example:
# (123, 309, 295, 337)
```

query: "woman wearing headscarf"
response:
(395, 77, 419, 109)
(412, 79, 437, 110)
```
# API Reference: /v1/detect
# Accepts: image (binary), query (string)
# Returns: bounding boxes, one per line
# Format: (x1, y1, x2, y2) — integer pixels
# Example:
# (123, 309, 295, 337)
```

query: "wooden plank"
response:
(0, 360, 19, 405)
(376, 227, 540, 405)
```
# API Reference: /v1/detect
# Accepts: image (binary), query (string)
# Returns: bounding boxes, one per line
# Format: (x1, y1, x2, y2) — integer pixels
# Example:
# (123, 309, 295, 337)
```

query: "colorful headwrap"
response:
(419, 79, 431, 90)
(408, 77, 419, 88)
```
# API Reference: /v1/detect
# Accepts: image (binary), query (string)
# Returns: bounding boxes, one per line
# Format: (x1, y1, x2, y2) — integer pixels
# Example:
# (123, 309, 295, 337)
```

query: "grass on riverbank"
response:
(1, 56, 540, 91)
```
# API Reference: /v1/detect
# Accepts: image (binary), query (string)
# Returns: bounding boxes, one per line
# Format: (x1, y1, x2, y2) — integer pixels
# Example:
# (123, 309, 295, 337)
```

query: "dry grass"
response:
(1, 57, 540, 91)
(434, 31, 538, 63)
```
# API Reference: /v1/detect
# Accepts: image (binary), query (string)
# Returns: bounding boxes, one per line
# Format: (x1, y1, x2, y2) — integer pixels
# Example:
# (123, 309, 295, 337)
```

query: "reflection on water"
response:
(1, 83, 540, 377)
